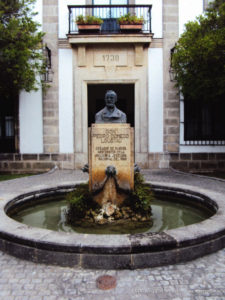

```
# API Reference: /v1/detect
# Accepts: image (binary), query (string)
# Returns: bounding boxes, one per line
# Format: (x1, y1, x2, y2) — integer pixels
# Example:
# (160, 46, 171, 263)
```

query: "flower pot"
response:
(120, 24, 143, 31)
(77, 24, 101, 31)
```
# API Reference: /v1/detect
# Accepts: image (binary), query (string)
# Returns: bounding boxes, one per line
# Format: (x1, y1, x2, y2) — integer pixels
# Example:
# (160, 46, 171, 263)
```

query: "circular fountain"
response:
(0, 177, 225, 269)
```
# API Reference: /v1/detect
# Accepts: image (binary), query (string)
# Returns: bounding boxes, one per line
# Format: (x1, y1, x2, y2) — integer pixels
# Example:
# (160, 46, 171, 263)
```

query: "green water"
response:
(11, 197, 213, 234)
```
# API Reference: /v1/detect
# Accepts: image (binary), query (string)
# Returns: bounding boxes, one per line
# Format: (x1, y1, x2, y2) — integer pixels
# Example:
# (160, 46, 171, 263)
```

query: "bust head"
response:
(95, 89, 127, 123)
(105, 90, 117, 110)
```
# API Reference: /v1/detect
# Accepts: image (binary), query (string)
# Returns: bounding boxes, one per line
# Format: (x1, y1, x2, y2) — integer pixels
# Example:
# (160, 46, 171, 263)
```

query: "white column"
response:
(148, 48, 163, 152)
(19, 89, 43, 153)
(59, 49, 74, 153)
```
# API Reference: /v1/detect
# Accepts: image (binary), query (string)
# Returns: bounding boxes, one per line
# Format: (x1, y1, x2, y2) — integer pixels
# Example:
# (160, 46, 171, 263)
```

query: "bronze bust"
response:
(95, 90, 127, 123)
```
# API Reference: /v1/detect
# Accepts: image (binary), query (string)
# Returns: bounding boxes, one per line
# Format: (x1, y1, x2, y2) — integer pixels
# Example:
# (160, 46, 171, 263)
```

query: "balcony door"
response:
(93, 0, 128, 17)
(93, 0, 128, 32)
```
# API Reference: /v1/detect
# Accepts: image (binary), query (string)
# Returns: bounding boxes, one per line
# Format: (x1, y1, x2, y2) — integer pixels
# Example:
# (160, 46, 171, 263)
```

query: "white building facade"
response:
(1, 0, 225, 173)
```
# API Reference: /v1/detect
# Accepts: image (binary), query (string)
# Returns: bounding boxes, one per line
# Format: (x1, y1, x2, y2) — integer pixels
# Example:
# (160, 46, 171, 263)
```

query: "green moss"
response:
(126, 173, 153, 216)
(66, 183, 99, 220)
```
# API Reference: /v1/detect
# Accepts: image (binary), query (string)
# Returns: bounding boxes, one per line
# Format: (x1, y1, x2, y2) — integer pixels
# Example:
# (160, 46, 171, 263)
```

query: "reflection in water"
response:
(12, 197, 213, 235)
(44, 205, 61, 230)
(150, 201, 192, 232)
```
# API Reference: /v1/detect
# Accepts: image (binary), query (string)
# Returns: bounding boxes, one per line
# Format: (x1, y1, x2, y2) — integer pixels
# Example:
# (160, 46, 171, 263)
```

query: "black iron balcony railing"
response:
(68, 5, 152, 34)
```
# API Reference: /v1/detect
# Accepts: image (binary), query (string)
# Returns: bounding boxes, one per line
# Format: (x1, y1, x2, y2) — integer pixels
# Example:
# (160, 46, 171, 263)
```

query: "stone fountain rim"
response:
(0, 180, 224, 269)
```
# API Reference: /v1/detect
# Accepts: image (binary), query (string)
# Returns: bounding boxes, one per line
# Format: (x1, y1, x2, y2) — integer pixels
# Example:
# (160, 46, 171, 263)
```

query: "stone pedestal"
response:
(89, 124, 134, 193)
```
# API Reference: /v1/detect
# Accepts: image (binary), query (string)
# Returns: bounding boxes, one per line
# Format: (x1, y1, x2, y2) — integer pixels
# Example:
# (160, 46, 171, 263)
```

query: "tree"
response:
(0, 0, 45, 100)
(172, 0, 225, 102)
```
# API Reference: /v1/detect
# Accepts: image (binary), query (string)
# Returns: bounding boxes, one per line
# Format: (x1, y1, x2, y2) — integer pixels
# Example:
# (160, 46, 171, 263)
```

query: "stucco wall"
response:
(19, 89, 43, 154)
(19, 0, 43, 154)
(148, 48, 164, 153)
(59, 49, 74, 153)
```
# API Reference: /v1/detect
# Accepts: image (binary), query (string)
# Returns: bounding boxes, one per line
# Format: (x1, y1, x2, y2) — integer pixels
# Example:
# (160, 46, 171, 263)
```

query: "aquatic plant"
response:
(66, 183, 99, 220)
(125, 172, 153, 216)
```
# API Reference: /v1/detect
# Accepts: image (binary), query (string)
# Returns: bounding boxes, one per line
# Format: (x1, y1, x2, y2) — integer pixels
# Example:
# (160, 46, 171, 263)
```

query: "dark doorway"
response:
(88, 84, 134, 127)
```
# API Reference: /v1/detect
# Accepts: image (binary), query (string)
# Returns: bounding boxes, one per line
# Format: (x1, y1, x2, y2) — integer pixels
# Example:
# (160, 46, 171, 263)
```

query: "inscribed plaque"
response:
(94, 51, 127, 67)
(89, 124, 134, 192)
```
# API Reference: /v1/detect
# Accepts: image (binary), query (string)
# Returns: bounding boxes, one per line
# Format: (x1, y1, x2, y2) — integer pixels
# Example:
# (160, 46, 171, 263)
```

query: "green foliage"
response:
(118, 13, 144, 25)
(66, 183, 99, 219)
(0, 0, 45, 100)
(0, 173, 32, 182)
(76, 15, 103, 25)
(172, 0, 225, 102)
(127, 173, 153, 215)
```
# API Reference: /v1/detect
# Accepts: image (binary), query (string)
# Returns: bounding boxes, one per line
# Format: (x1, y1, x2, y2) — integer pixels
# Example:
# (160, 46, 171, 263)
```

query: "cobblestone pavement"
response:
(0, 249, 224, 300)
(0, 169, 225, 299)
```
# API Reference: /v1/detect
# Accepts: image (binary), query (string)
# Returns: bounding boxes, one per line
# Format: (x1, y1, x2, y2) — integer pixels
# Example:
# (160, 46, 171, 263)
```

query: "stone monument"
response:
(89, 90, 134, 208)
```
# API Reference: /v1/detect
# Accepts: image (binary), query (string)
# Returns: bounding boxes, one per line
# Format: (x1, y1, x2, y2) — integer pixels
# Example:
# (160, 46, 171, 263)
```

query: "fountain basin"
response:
(9, 192, 213, 235)
(0, 181, 225, 269)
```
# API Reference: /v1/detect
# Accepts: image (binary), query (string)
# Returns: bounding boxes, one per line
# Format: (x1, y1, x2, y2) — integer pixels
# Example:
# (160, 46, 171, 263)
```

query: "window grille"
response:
(0, 101, 16, 153)
(5, 117, 14, 137)
(181, 97, 225, 146)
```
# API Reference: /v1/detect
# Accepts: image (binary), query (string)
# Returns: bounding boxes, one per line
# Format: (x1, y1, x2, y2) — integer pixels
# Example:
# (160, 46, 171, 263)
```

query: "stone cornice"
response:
(67, 34, 153, 46)
(58, 37, 163, 49)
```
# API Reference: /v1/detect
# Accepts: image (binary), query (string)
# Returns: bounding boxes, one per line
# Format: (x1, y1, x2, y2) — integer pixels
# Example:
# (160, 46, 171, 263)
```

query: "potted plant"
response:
(117, 13, 144, 31)
(76, 15, 103, 31)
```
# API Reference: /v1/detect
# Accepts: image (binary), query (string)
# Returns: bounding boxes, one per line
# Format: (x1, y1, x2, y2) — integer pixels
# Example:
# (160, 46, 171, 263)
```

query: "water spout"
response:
(93, 165, 127, 207)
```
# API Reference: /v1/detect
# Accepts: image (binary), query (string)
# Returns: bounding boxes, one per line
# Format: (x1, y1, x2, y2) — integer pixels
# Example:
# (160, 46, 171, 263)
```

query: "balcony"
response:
(68, 4, 152, 35)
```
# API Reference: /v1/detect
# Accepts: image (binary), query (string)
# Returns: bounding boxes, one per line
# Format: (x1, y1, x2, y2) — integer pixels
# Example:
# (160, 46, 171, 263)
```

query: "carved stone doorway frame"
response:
(71, 41, 151, 168)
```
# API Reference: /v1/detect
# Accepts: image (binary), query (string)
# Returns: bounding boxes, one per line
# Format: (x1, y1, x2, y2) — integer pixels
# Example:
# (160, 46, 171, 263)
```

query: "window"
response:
(93, 0, 128, 19)
(0, 99, 16, 153)
(184, 98, 225, 142)
(93, 0, 128, 5)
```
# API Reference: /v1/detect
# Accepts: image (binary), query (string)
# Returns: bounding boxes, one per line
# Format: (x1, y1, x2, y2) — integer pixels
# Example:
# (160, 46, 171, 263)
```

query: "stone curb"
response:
(170, 166, 225, 183)
(0, 180, 224, 269)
